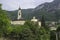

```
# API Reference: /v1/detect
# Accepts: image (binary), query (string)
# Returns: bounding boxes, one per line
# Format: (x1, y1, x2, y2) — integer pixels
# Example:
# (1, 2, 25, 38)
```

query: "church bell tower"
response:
(17, 7, 22, 20)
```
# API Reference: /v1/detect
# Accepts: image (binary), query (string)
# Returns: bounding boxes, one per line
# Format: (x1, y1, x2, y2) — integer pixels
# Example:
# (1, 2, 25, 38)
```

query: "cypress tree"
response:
(41, 15, 45, 27)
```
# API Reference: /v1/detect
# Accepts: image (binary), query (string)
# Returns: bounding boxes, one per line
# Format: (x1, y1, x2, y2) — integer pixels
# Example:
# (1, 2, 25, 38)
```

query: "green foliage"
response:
(55, 9, 60, 21)
(0, 4, 10, 37)
(22, 21, 50, 40)
(50, 31, 56, 40)
(19, 28, 35, 40)
(0, 4, 2, 10)
(2, 21, 50, 40)
(57, 25, 60, 31)
(41, 15, 45, 27)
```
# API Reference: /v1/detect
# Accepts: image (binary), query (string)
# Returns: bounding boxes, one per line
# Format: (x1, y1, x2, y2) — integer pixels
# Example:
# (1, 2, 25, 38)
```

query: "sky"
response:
(0, 0, 53, 11)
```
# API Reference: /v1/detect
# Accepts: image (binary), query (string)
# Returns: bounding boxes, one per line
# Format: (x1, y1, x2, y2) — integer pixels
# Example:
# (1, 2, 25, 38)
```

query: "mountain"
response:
(35, 0, 60, 11)
(7, 0, 60, 21)
(32, 0, 60, 21)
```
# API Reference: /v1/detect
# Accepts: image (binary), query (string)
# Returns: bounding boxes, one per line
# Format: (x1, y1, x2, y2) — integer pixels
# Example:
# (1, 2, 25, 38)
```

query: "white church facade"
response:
(11, 7, 25, 25)
(11, 7, 41, 26)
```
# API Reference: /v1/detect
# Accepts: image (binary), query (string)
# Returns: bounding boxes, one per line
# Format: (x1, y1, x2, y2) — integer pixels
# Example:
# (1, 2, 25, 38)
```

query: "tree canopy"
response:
(0, 4, 10, 37)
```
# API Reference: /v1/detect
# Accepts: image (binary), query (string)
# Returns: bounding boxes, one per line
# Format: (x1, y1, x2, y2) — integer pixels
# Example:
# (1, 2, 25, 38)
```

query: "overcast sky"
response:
(0, 0, 53, 11)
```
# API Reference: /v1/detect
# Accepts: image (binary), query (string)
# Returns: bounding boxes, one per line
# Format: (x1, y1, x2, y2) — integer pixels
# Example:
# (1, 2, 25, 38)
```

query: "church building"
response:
(11, 7, 25, 25)
(11, 7, 41, 26)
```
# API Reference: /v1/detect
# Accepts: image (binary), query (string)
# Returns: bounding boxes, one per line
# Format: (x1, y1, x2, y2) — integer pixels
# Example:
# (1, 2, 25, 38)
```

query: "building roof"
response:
(12, 18, 25, 21)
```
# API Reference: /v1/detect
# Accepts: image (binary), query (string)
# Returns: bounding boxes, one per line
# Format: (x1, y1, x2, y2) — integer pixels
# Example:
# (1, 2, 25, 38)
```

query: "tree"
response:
(41, 15, 45, 27)
(0, 4, 2, 10)
(19, 28, 36, 40)
(24, 21, 50, 40)
(50, 30, 56, 40)
(0, 4, 10, 37)
(55, 10, 60, 21)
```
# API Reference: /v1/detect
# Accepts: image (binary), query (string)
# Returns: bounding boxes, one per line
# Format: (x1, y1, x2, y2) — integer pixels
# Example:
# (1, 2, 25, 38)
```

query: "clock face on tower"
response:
(19, 13, 20, 15)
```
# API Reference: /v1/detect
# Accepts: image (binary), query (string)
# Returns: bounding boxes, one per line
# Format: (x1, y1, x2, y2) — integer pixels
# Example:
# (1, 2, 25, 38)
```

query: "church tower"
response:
(17, 7, 22, 20)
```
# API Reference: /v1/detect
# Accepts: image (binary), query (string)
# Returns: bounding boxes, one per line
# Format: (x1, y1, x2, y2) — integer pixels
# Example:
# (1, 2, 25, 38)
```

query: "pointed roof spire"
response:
(19, 6, 21, 10)
(19, 7, 21, 10)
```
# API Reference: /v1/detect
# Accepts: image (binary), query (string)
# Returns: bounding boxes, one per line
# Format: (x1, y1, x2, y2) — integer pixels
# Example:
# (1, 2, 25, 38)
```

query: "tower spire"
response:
(17, 6, 22, 20)
(19, 6, 21, 10)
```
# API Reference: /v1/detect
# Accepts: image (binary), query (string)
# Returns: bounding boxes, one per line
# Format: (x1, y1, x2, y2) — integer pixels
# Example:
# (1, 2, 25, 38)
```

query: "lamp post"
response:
(50, 27, 57, 40)
(56, 32, 58, 40)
